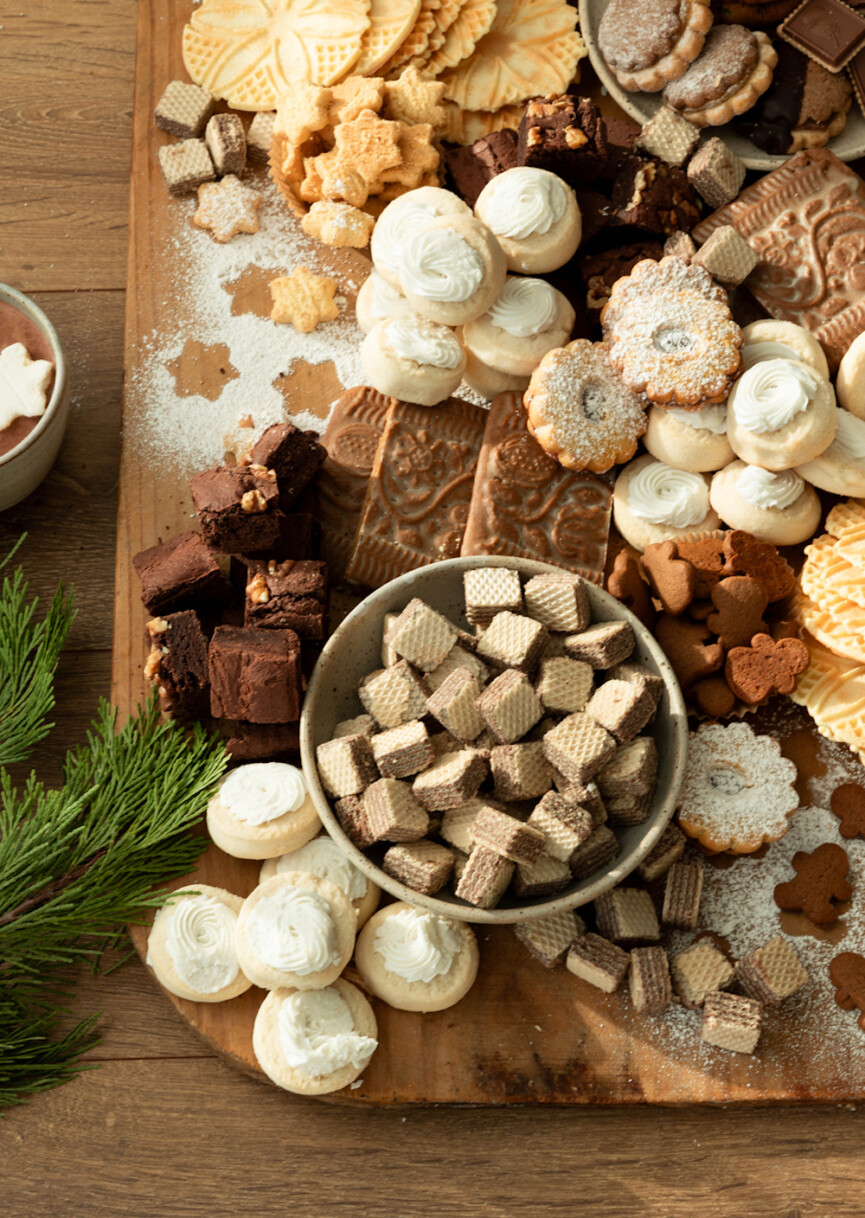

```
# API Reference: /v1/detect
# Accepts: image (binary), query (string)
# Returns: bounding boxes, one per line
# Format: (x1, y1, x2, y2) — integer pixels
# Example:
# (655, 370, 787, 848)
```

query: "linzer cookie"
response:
(597, 0, 713, 93)
(345, 399, 486, 587)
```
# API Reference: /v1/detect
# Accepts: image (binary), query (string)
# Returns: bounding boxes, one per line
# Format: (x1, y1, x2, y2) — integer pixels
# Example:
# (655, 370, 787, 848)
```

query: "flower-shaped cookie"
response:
(677, 721, 799, 853)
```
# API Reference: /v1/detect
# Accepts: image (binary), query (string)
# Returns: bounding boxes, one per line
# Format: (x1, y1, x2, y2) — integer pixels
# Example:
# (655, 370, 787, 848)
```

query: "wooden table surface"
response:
(3, 2, 865, 1213)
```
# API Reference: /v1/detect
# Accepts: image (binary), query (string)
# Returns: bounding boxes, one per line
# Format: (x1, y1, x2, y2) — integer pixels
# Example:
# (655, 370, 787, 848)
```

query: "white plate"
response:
(578, 0, 865, 171)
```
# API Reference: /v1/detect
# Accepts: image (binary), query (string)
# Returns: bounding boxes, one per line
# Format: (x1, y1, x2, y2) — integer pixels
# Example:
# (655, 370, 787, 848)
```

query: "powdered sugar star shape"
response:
(193, 174, 262, 243)
(0, 342, 53, 431)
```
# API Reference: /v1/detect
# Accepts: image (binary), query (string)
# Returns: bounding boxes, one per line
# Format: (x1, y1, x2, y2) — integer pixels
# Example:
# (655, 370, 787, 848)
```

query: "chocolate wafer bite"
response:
(515, 909, 586, 969)
(542, 712, 617, 785)
(701, 991, 762, 1055)
(334, 793, 377, 849)
(316, 733, 378, 799)
(246, 110, 276, 163)
(692, 225, 758, 289)
(535, 657, 594, 715)
(424, 643, 489, 693)
(381, 612, 400, 666)
(586, 680, 656, 744)
(561, 781, 608, 827)
(359, 660, 429, 729)
(333, 713, 375, 739)
(412, 749, 488, 811)
(490, 742, 553, 802)
(439, 798, 488, 852)
(687, 136, 746, 210)
(672, 939, 735, 1009)
(563, 621, 634, 668)
(566, 933, 630, 993)
(382, 840, 454, 895)
(455, 844, 515, 908)
(569, 826, 620, 879)
(608, 661, 664, 705)
(734, 935, 809, 1006)
(476, 669, 544, 744)
(637, 823, 686, 881)
(469, 804, 546, 866)
(527, 797, 593, 865)
(604, 790, 653, 827)
(371, 720, 434, 779)
(629, 945, 672, 1014)
(157, 137, 217, 194)
(427, 667, 485, 742)
(512, 852, 572, 898)
(463, 567, 523, 627)
(154, 79, 215, 138)
(635, 107, 700, 167)
(662, 861, 704, 931)
(596, 737, 658, 798)
(365, 778, 430, 842)
(595, 888, 659, 945)
(205, 112, 246, 177)
(524, 574, 590, 633)
(476, 611, 548, 674)
(385, 598, 459, 672)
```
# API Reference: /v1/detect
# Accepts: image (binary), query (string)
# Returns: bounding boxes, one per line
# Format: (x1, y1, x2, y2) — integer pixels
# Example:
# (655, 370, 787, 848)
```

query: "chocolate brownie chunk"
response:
(600, 116, 641, 178)
(579, 241, 664, 324)
(736, 41, 853, 156)
(209, 625, 303, 722)
(610, 157, 702, 234)
(574, 188, 613, 243)
(244, 558, 329, 640)
(517, 95, 607, 184)
(250, 422, 326, 507)
(444, 128, 518, 207)
(144, 610, 210, 720)
(222, 719, 300, 761)
(132, 530, 229, 615)
(191, 464, 282, 554)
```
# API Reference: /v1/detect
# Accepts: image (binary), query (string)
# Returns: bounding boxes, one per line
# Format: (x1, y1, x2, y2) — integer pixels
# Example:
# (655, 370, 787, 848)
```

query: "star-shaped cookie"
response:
(383, 67, 446, 127)
(0, 342, 54, 431)
(193, 174, 262, 243)
(269, 266, 339, 332)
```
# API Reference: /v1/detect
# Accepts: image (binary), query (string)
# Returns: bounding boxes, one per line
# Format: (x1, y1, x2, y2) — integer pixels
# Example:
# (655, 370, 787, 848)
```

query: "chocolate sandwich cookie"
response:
(663, 25, 778, 127)
(736, 41, 853, 155)
(598, 0, 714, 93)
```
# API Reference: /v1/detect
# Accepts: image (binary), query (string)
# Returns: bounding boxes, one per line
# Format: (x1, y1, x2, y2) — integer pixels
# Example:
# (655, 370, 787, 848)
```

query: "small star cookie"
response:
(193, 174, 262, 243)
(332, 109, 403, 187)
(0, 342, 54, 431)
(383, 67, 446, 127)
(301, 201, 375, 248)
(269, 267, 339, 332)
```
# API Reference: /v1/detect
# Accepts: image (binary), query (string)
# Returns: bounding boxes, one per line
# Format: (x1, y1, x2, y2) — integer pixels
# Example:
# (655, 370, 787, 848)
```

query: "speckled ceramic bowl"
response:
(301, 555, 689, 924)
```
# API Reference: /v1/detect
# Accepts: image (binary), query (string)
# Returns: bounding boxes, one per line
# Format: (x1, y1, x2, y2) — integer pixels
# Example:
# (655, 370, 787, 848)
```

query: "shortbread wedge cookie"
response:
(253, 979, 378, 1095)
(207, 762, 321, 860)
(259, 834, 381, 928)
(147, 886, 250, 1004)
(355, 901, 479, 1011)
(235, 872, 357, 991)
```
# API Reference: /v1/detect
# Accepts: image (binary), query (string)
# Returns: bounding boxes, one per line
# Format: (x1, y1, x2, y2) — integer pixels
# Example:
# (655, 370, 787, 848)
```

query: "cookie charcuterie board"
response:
(117, 0, 865, 1104)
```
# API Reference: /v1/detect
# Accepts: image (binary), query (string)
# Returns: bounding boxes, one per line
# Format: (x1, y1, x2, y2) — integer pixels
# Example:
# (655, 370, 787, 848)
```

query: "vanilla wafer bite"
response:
(524, 574, 590, 633)
(556, 780, 607, 827)
(235, 872, 357, 992)
(629, 945, 672, 1014)
(259, 836, 380, 928)
(586, 679, 657, 745)
(365, 777, 430, 841)
(474, 168, 580, 275)
(398, 212, 507, 326)
(155, 80, 215, 138)
(370, 719, 435, 778)
(570, 825, 620, 879)
(512, 851, 572, 898)
(476, 610, 548, 673)
(440, 797, 487, 852)
(371, 186, 473, 289)
(535, 657, 595, 715)
(412, 748, 488, 810)
(355, 902, 479, 1011)
(463, 567, 523, 627)
(604, 790, 654, 827)
(333, 713, 376, 740)
(671, 938, 735, 1008)
(527, 794, 593, 865)
(514, 909, 585, 968)
(596, 737, 658, 799)
(608, 661, 664, 705)
(469, 803, 546, 865)
(562, 621, 634, 669)
(334, 793, 377, 849)
(359, 659, 429, 728)
(425, 642, 489, 693)
(566, 933, 629, 993)
(636, 822, 686, 881)
(661, 860, 703, 930)
(316, 733, 378, 799)
(476, 669, 544, 743)
(384, 598, 459, 671)
(147, 885, 250, 1003)
(383, 839, 455, 895)
(380, 612, 401, 666)
(361, 314, 467, 407)
(594, 888, 660, 945)
(490, 742, 553, 801)
(426, 667, 485, 742)
(205, 112, 246, 176)
(541, 712, 616, 785)
(454, 844, 515, 908)
(701, 990, 762, 1055)
(207, 762, 322, 860)
(734, 935, 808, 1006)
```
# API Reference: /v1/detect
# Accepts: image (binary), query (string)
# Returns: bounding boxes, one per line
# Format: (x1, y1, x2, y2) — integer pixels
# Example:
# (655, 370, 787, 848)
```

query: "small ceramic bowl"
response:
(0, 283, 70, 511)
(301, 555, 689, 925)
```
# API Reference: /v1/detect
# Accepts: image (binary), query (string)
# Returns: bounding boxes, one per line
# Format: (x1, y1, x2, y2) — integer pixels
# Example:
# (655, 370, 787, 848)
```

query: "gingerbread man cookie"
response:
(774, 843, 853, 925)
(830, 784, 865, 841)
(829, 952, 865, 1030)
(642, 541, 696, 616)
(725, 633, 809, 704)
(721, 530, 796, 602)
(706, 576, 768, 650)
(607, 547, 656, 629)
(656, 616, 724, 688)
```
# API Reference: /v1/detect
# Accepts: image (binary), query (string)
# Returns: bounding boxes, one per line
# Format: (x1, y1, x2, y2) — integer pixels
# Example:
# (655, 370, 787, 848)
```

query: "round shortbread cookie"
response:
(727, 358, 836, 470)
(836, 332, 865, 421)
(260, 834, 381, 928)
(361, 313, 467, 405)
(398, 213, 507, 325)
(709, 459, 821, 546)
(598, 0, 713, 93)
(740, 319, 829, 379)
(462, 349, 529, 398)
(253, 979, 378, 1095)
(662, 27, 777, 127)
(235, 872, 357, 991)
(354, 901, 479, 1011)
(613, 454, 721, 552)
(356, 270, 413, 333)
(207, 762, 321, 861)
(371, 186, 472, 289)
(796, 408, 865, 498)
(461, 277, 575, 377)
(474, 168, 580, 275)
(147, 885, 250, 1004)
(355, 0, 423, 75)
(644, 403, 734, 472)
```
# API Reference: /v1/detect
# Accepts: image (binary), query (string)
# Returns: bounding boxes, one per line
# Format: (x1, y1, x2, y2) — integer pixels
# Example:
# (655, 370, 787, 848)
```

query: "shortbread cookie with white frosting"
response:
(726, 358, 836, 470)
(398, 213, 507, 326)
(361, 314, 466, 406)
(260, 833, 380, 928)
(356, 270, 413, 335)
(235, 871, 356, 991)
(710, 460, 821, 546)
(253, 979, 377, 1095)
(147, 885, 250, 1003)
(836, 332, 865, 422)
(354, 901, 479, 1012)
(461, 276, 575, 379)
(371, 187, 472, 290)
(613, 454, 721, 551)
(462, 350, 529, 400)
(207, 762, 321, 860)
(644, 403, 734, 472)
(740, 320, 829, 380)
(795, 408, 865, 499)
(474, 167, 581, 274)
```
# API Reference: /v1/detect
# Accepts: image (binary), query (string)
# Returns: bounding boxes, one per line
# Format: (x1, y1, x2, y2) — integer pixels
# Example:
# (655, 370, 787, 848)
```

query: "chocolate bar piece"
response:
(672, 939, 735, 1009)
(144, 611, 209, 720)
(661, 861, 704, 931)
(569, 825, 620, 879)
(209, 625, 302, 724)
(244, 558, 328, 639)
(469, 804, 546, 865)
(157, 138, 215, 194)
(412, 749, 488, 810)
(445, 128, 518, 207)
(251, 422, 326, 509)
(701, 991, 762, 1055)
(586, 679, 656, 744)
(155, 80, 215, 138)
(246, 111, 276, 163)
(454, 844, 514, 908)
(735, 935, 809, 1005)
(370, 719, 434, 779)
(383, 840, 454, 894)
(490, 741, 553, 801)
(223, 720, 300, 763)
(779, 0, 865, 71)
(517, 95, 607, 185)
(629, 945, 672, 1013)
(427, 667, 485, 742)
(359, 660, 429, 728)
(133, 530, 228, 616)
(316, 732, 378, 798)
(563, 621, 634, 669)
(512, 851, 572, 898)
(191, 464, 281, 554)
(460, 392, 612, 585)
(345, 398, 486, 587)
(542, 712, 616, 785)
(476, 669, 544, 743)
(365, 777, 430, 842)
(464, 566, 523, 627)
(514, 909, 585, 968)
(594, 888, 660, 945)
(205, 112, 246, 176)
(385, 598, 459, 671)
(566, 933, 629, 993)
(535, 657, 594, 715)
(636, 822, 686, 881)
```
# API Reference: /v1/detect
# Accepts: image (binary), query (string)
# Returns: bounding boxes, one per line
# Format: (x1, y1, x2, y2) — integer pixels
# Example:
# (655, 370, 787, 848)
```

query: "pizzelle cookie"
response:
(726, 358, 837, 470)
(361, 313, 467, 405)
(260, 834, 381, 928)
(439, 101, 524, 145)
(598, 0, 713, 93)
(354, 901, 479, 1011)
(613, 455, 721, 552)
(710, 461, 821, 546)
(355, 0, 423, 76)
(461, 276, 575, 377)
(253, 979, 378, 1095)
(662, 26, 777, 127)
(644, 403, 734, 472)
(423, 0, 498, 77)
(398, 213, 507, 325)
(147, 885, 251, 1004)
(206, 762, 321, 860)
(474, 167, 581, 274)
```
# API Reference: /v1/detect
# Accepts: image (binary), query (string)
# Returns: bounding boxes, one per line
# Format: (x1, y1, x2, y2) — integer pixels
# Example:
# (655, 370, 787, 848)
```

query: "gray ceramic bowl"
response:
(301, 555, 688, 924)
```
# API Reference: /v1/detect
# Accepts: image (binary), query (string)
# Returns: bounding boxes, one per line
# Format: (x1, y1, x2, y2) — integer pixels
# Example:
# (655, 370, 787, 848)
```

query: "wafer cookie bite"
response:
(383, 840, 455, 895)
(370, 186, 472, 289)
(474, 168, 580, 274)
(734, 935, 808, 1006)
(514, 908, 585, 969)
(644, 403, 734, 473)
(710, 461, 821, 546)
(147, 885, 250, 1004)
(566, 933, 629, 993)
(795, 409, 865, 498)
(253, 979, 378, 1096)
(355, 902, 479, 1011)
(207, 762, 321, 860)
(727, 359, 836, 470)
(260, 835, 380, 928)
(701, 990, 762, 1054)
(613, 455, 721, 552)
(356, 269, 413, 333)
(397, 213, 507, 326)
(235, 872, 356, 992)
(361, 313, 467, 406)
(461, 276, 575, 379)
(672, 938, 735, 1008)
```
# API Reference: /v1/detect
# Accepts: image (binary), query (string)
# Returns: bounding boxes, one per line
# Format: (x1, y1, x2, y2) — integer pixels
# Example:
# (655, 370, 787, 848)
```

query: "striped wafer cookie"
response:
(794, 589, 865, 666)
(826, 499, 865, 538)
(801, 534, 865, 611)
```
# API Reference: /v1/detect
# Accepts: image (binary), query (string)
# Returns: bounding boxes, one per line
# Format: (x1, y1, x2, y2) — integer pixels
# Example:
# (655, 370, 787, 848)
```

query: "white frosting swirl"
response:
(385, 316, 463, 368)
(220, 763, 307, 826)
(668, 404, 728, 435)
(400, 228, 484, 303)
(732, 359, 818, 434)
(833, 408, 865, 460)
(736, 465, 805, 510)
(247, 887, 339, 975)
(372, 198, 438, 276)
(275, 837, 367, 902)
(741, 340, 801, 370)
(278, 989, 377, 1078)
(487, 277, 558, 337)
(627, 462, 709, 528)
(368, 270, 411, 322)
(481, 168, 568, 240)
(165, 894, 239, 994)
(374, 907, 462, 983)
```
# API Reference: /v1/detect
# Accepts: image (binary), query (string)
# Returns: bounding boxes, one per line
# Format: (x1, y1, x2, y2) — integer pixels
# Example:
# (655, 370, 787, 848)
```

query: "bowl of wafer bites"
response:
(302, 556, 689, 924)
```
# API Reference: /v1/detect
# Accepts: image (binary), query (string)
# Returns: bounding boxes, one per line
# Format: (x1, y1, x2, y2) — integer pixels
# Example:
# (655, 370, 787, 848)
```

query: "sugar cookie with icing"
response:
(371, 186, 472, 289)
(726, 358, 836, 470)
(740, 319, 829, 379)
(356, 270, 413, 334)
(361, 313, 466, 405)
(710, 459, 821, 545)
(354, 901, 479, 1012)
(260, 833, 380, 928)
(474, 167, 581, 274)
(613, 454, 721, 551)
(207, 762, 321, 860)
(836, 332, 865, 422)
(795, 408, 865, 499)
(644, 403, 734, 472)
(461, 276, 575, 379)
(462, 351, 529, 400)
(398, 213, 507, 326)
(147, 885, 250, 1003)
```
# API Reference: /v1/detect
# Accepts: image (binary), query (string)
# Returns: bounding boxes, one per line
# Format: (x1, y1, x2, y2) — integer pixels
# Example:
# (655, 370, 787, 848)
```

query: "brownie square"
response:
(600, 116, 641, 178)
(191, 464, 282, 554)
(208, 625, 303, 723)
(244, 558, 329, 640)
(144, 610, 210, 720)
(132, 530, 229, 615)
(444, 128, 518, 207)
(222, 719, 300, 761)
(517, 95, 607, 185)
(610, 157, 702, 235)
(579, 241, 664, 325)
(250, 422, 327, 508)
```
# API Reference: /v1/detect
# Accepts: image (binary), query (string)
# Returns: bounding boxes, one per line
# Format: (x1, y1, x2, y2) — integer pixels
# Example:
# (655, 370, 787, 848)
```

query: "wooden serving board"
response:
(117, 0, 865, 1104)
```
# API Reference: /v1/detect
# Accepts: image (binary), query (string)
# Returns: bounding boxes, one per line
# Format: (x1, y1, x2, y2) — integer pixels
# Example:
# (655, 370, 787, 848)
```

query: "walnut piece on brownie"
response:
(476, 610, 548, 673)
(316, 733, 378, 798)
(594, 888, 660, 945)
(463, 567, 523, 627)
(629, 945, 672, 1013)
(469, 804, 546, 866)
(514, 909, 586, 968)
(370, 719, 434, 779)
(563, 621, 634, 669)
(523, 573, 590, 633)
(476, 669, 544, 744)
(517, 94, 607, 185)
(566, 933, 629, 992)
(144, 611, 210, 721)
(191, 464, 281, 554)
(701, 991, 762, 1055)
(359, 661, 429, 728)
(535, 657, 594, 715)
(672, 939, 735, 1008)
(244, 558, 329, 640)
(385, 598, 459, 672)
(250, 422, 326, 509)
(426, 667, 485, 742)
(661, 860, 704, 931)
(734, 935, 809, 1006)
(365, 777, 430, 842)
(412, 750, 488, 811)
(455, 845, 514, 908)
(382, 840, 454, 895)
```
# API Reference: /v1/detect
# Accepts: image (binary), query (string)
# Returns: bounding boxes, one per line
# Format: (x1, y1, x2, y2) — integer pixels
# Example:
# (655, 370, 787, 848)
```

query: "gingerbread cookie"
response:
(721, 530, 796, 602)
(641, 540, 696, 616)
(656, 615, 724, 688)
(644, 403, 734, 473)
(774, 842, 853, 925)
(829, 952, 865, 1030)
(474, 167, 581, 274)
(710, 460, 822, 546)
(361, 313, 467, 406)
(461, 276, 575, 378)
(398, 213, 507, 325)
(676, 534, 725, 598)
(726, 359, 837, 470)
(607, 547, 656, 628)
(830, 784, 865, 841)
(597, 0, 713, 93)
(613, 455, 721, 552)
(706, 575, 768, 649)
(663, 26, 777, 127)
(725, 632, 809, 704)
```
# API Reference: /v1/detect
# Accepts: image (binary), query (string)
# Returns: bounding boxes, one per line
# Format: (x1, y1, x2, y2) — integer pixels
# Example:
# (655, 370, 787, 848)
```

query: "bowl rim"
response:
(0, 282, 68, 468)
